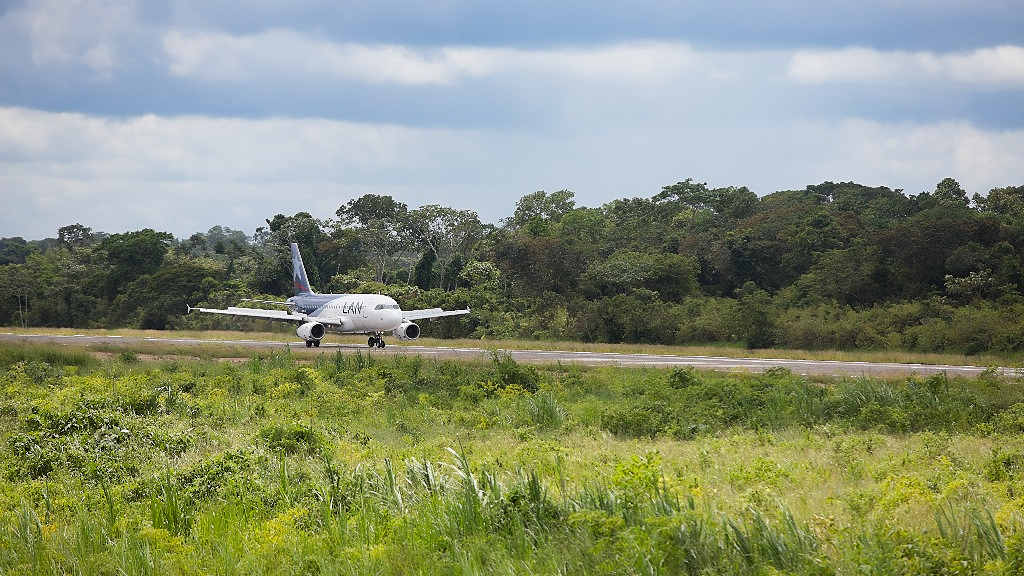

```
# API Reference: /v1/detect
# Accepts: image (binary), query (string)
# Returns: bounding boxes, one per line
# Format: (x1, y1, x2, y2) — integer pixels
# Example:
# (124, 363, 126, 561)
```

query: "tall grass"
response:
(0, 341, 96, 368)
(2, 343, 1024, 574)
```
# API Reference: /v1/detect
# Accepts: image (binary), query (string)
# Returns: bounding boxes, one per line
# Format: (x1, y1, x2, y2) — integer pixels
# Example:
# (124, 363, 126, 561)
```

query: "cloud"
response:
(20, 0, 135, 77)
(161, 30, 703, 86)
(812, 119, 1024, 194)
(0, 107, 437, 182)
(788, 45, 1024, 88)
(4, 105, 1024, 241)
(0, 106, 524, 237)
(163, 29, 461, 85)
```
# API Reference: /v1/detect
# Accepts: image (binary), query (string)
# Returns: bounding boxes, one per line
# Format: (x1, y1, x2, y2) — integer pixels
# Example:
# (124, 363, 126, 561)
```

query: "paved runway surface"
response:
(3, 332, 1018, 378)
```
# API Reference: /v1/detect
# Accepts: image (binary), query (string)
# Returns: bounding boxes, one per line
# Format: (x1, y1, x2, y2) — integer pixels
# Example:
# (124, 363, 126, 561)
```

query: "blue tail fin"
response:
(290, 243, 315, 295)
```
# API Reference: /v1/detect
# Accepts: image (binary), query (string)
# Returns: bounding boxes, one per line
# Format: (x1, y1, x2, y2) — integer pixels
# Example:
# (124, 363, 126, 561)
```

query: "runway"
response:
(2, 332, 1018, 378)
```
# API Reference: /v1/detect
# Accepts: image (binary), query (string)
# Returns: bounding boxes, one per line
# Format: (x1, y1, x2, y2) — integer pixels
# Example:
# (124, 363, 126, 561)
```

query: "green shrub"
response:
(985, 448, 1024, 482)
(258, 421, 323, 455)
(174, 449, 265, 502)
(601, 399, 676, 439)
(667, 366, 700, 389)
(993, 403, 1024, 433)
(491, 352, 540, 393)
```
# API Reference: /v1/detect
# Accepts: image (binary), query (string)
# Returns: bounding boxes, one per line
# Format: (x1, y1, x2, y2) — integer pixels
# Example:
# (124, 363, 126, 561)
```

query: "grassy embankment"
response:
(3, 340, 1024, 574)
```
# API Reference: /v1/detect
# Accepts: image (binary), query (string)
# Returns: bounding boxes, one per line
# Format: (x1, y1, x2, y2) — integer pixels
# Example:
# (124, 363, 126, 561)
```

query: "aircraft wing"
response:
(189, 306, 304, 322)
(402, 308, 471, 321)
(188, 306, 356, 328)
(189, 306, 362, 333)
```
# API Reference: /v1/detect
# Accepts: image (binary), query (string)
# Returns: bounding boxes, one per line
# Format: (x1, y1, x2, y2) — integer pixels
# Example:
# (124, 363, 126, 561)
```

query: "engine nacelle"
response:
(296, 321, 326, 342)
(392, 320, 421, 341)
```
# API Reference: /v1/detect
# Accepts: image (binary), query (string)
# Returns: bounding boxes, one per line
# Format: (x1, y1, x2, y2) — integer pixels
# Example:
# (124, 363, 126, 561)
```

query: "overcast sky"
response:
(2, 0, 1023, 240)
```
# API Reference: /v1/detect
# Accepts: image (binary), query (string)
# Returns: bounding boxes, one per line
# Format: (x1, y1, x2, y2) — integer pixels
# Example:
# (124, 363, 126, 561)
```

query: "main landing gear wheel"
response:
(367, 336, 385, 348)
(305, 340, 320, 348)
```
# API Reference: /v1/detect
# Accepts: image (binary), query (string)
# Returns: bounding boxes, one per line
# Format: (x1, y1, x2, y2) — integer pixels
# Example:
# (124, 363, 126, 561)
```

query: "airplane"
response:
(189, 243, 469, 348)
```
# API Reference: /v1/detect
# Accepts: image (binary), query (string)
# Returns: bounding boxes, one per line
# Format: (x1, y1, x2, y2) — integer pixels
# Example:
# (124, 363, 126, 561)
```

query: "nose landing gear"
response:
(368, 334, 385, 348)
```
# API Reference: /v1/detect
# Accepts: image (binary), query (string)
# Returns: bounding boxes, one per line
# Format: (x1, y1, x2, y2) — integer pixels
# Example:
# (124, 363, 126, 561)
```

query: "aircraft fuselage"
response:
(288, 293, 404, 333)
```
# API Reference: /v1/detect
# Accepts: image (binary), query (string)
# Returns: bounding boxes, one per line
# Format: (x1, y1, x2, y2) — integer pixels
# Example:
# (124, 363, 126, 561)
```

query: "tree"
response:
(736, 282, 776, 349)
(809, 182, 911, 229)
(336, 195, 409, 283)
(504, 190, 576, 233)
(934, 177, 969, 208)
(407, 205, 482, 290)
(0, 264, 32, 327)
(256, 212, 330, 289)
(975, 185, 1024, 221)
(0, 237, 31, 265)
(57, 224, 94, 249)
(656, 179, 713, 231)
(100, 229, 173, 297)
(602, 197, 681, 253)
(488, 233, 587, 296)
(111, 261, 220, 329)
(581, 251, 698, 302)
(337, 194, 408, 226)
(204, 225, 249, 255)
(791, 240, 883, 307)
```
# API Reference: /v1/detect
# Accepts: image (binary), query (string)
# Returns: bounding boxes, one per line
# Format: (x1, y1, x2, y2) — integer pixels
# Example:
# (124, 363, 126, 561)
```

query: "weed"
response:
(2, 344, 1024, 575)
(491, 351, 541, 393)
(528, 392, 565, 430)
(149, 471, 194, 537)
(258, 421, 324, 455)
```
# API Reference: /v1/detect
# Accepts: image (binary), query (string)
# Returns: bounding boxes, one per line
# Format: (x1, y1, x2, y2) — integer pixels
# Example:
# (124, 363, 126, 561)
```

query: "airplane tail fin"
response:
(290, 243, 315, 295)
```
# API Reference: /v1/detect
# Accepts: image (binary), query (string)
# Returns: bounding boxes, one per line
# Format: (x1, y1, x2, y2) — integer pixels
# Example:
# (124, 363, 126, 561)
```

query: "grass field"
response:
(3, 339, 1024, 574)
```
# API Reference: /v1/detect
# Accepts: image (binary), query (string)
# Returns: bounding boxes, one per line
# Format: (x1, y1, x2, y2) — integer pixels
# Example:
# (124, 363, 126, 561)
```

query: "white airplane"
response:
(189, 243, 469, 348)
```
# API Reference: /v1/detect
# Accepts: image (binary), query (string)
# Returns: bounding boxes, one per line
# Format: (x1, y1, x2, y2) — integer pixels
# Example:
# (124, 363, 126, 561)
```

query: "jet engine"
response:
(392, 320, 421, 341)
(296, 321, 326, 343)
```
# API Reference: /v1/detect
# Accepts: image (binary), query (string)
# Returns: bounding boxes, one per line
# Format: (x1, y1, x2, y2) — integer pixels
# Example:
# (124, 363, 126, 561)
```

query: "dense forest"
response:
(4, 177, 1024, 354)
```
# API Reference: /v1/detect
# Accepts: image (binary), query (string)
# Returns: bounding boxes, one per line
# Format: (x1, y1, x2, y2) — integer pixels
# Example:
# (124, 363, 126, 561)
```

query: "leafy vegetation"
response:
(4, 179, 1024, 355)
(3, 344, 1024, 574)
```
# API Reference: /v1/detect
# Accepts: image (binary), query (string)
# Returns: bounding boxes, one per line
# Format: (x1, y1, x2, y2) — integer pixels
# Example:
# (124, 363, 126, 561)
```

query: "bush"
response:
(490, 352, 540, 393)
(601, 399, 674, 438)
(258, 421, 324, 455)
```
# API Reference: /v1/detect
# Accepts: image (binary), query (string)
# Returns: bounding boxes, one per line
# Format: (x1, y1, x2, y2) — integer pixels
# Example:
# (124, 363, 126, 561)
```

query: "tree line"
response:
(3, 178, 1024, 354)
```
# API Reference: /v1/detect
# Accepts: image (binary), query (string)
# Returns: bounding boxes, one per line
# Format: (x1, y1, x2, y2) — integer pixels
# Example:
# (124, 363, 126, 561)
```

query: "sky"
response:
(1, 0, 1023, 240)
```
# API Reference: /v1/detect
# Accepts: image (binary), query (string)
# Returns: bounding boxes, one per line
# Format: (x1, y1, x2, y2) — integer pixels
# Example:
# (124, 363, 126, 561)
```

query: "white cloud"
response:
(788, 45, 1024, 87)
(163, 29, 461, 85)
(946, 45, 1024, 86)
(161, 30, 704, 86)
(815, 119, 1024, 194)
(21, 0, 135, 77)
(0, 107, 439, 182)
(4, 105, 1024, 241)
(0, 106, 523, 236)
